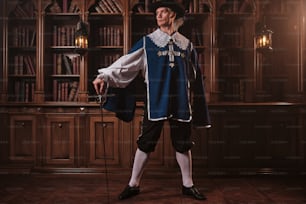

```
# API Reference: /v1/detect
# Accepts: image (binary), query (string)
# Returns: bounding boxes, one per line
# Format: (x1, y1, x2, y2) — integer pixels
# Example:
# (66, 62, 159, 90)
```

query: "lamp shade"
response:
(75, 21, 88, 48)
(255, 25, 273, 51)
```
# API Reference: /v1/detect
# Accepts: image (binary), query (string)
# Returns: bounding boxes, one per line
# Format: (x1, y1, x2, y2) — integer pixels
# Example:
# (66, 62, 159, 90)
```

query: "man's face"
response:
(155, 7, 175, 27)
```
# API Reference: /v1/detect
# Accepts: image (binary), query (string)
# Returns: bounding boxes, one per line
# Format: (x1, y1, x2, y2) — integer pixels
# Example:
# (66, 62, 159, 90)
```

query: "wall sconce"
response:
(255, 24, 273, 52)
(75, 20, 88, 49)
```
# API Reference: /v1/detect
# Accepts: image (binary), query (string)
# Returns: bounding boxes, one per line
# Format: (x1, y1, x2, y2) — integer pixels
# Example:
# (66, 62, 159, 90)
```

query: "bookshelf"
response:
(7, 0, 37, 103)
(256, 0, 303, 102)
(87, 0, 124, 99)
(2, 0, 305, 105)
(44, 1, 81, 102)
(2, 0, 306, 173)
(216, 0, 255, 102)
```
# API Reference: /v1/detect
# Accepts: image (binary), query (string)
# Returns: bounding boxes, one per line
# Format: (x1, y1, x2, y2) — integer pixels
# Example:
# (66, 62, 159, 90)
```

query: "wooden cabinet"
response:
(205, 104, 302, 173)
(88, 114, 120, 166)
(9, 115, 36, 162)
(44, 115, 75, 166)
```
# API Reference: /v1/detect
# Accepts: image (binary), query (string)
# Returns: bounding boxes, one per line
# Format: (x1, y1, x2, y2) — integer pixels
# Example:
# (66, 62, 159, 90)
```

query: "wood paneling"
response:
(45, 116, 75, 166)
(9, 115, 36, 162)
(88, 115, 119, 166)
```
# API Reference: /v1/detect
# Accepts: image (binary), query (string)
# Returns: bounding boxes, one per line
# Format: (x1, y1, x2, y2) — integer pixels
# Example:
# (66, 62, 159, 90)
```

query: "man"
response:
(92, 0, 211, 201)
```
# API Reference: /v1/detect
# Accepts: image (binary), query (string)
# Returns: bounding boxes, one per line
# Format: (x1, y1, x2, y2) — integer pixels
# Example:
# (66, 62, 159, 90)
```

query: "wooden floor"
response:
(0, 170, 306, 204)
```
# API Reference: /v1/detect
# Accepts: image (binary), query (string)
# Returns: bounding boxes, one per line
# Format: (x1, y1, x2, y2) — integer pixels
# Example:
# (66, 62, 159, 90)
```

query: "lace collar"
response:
(147, 29, 189, 50)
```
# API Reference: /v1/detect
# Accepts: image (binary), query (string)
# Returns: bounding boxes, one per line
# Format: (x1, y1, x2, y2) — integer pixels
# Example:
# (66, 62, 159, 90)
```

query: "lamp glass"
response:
(75, 21, 88, 48)
(256, 25, 273, 51)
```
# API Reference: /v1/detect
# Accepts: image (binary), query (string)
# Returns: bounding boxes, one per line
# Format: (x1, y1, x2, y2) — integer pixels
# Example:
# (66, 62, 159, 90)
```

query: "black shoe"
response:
(182, 185, 206, 200)
(118, 185, 140, 200)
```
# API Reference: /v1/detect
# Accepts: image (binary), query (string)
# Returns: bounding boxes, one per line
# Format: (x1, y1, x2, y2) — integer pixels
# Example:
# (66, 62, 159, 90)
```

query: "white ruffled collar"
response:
(147, 29, 189, 50)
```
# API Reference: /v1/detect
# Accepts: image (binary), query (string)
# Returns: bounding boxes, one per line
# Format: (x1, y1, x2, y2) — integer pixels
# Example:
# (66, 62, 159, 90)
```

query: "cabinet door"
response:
(9, 115, 36, 162)
(45, 116, 75, 166)
(88, 115, 120, 166)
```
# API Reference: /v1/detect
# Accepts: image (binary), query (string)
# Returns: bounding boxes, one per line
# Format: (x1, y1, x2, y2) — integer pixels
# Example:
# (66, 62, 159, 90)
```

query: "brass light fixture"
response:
(255, 23, 273, 51)
(75, 20, 88, 49)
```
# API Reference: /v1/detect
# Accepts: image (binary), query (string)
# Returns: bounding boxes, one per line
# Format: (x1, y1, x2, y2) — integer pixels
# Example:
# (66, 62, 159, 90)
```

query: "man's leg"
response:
(118, 112, 163, 200)
(176, 150, 193, 187)
(128, 148, 150, 187)
(118, 148, 149, 200)
(171, 120, 206, 200)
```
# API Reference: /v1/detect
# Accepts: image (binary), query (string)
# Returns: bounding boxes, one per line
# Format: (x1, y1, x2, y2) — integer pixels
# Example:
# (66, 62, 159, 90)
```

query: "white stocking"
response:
(128, 148, 150, 187)
(176, 150, 194, 187)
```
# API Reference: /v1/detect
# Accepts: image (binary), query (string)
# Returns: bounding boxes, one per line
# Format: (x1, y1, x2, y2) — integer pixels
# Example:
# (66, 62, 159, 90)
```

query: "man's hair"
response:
(173, 17, 184, 31)
(166, 7, 184, 31)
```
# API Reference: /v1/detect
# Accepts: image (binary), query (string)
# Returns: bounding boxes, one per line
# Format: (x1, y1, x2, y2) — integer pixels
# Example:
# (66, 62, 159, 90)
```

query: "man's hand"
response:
(92, 77, 105, 95)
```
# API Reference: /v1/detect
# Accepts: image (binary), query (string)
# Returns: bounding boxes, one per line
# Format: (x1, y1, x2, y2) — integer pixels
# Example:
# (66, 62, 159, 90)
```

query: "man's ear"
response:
(169, 10, 176, 19)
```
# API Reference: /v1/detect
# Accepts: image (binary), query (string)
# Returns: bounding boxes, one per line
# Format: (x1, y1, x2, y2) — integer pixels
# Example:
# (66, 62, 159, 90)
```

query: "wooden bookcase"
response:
(7, 0, 37, 103)
(1, 0, 306, 174)
(215, 0, 255, 102)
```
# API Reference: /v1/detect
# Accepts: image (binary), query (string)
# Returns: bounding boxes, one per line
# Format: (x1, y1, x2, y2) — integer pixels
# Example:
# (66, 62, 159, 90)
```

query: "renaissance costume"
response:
(98, 28, 211, 127)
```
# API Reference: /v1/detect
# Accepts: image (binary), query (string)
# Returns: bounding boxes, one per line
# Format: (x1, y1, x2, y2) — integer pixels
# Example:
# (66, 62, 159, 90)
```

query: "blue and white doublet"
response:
(97, 29, 210, 127)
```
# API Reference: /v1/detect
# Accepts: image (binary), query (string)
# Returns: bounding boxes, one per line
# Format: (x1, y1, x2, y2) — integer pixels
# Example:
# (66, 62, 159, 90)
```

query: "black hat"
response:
(150, 0, 186, 18)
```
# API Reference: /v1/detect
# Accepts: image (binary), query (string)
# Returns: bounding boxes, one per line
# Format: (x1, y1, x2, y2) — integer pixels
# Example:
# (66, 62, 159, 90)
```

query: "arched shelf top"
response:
(217, 0, 256, 14)
(8, 0, 37, 18)
(44, 0, 81, 13)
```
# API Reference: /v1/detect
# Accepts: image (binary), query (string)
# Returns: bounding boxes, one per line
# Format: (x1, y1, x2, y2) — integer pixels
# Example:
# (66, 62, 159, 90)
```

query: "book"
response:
(23, 56, 32, 75)
(98, 0, 110, 13)
(112, 0, 123, 12)
(30, 30, 36, 46)
(27, 56, 35, 74)
(68, 81, 79, 101)
(63, 0, 68, 13)
(62, 55, 72, 75)
(56, 54, 62, 74)
(65, 53, 80, 74)
(108, 0, 120, 13)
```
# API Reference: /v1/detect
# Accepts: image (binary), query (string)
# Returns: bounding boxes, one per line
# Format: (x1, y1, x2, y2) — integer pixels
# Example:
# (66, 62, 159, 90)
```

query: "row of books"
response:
(219, 79, 246, 101)
(11, 1, 35, 18)
(53, 54, 80, 75)
(133, 27, 156, 41)
(132, 0, 210, 14)
(11, 79, 35, 102)
(48, 0, 80, 13)
(94, 0, 122, 13)
(13, 55, 36, 75)
(218, 53, 243, 76)
(53, 80, 79, 101)
(98, 54, 121, 68)
(218, 26, 244, 48)
(188, 0, 211, 13)
(191, 27, 204, 46)
(10, 26, 36, 47)
(53, 25, 76, 46)
(97, 26, 123, 46)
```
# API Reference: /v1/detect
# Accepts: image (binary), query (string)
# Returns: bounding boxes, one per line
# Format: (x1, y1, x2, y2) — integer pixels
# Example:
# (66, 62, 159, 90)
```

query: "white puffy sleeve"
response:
(97, 47, 146, 88)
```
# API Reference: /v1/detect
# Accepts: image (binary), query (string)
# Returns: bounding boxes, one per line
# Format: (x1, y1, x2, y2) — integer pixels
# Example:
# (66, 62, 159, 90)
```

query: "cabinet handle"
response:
(58, 123, 62, 128)
(80, 107, 85, 112)
(102, 123, 107, 128)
